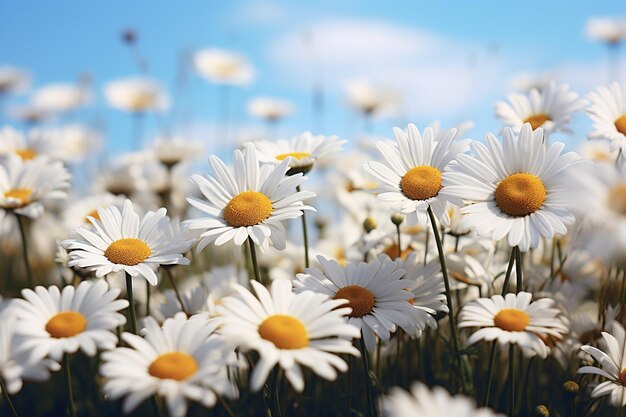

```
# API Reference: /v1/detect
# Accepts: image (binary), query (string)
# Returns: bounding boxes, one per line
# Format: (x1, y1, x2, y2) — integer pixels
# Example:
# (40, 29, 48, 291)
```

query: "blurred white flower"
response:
(586, 17, 626, 44)
(345, 78, 401, 117)
(104, 77, 168, 113)
(247, 96, 293, 122)
(0, 66, 29, 95)
(193, 48, 254, 85)
(32, 83, 89, 114)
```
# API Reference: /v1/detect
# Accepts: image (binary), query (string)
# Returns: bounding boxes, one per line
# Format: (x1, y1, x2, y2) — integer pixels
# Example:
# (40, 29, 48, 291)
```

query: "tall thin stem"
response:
(508, 344, 516, 417)
(125, 272, 137, 334)
(427, 206, 469, 393)
(63, 354, 77, 417)
(501, 248, 516, 295)
(514, 247, 523, 293)
(15, 213, 33, 288)
(358, 336, 375, 417)
(248, 237, 261, 282)
(395, 224, 402, 259)
(0, 376, 19, 417)
(297, 185, 310, 268)
(483, 341, 498, 407)
(164, 268, 189, 316)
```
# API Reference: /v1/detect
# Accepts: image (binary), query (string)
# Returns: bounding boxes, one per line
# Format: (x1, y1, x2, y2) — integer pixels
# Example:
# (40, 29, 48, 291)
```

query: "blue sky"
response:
(1, 0, 625, 155)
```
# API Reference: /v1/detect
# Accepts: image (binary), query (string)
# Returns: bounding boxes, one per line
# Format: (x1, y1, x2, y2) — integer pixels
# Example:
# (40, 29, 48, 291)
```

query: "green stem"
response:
(0, 376, 19, 417)
(165, 268, 189, 316)
(146, 282, 151, 317)
(15, 213, 33, 288)
(483, 341, 497, 407)
(125, 272, 137, 334)
(501, 248, 516, 296)
(358, 336, 375, 417)
(272, 368, 283, 417)
(297, 185, 310, 268)
(514, 247, 523, 293)
(150, 396, 161, 417)
(63, 354, 77, 417)
(508, 344, 516, 417)
(427, 206, 468, 393)
(247, 237, 261, 283)
(423, 228, 429, 266)
(395, 224, 402, 259)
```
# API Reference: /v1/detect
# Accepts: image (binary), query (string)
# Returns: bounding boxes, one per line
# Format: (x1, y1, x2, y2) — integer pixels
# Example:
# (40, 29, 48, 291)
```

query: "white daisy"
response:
(247, 97, 293, 123)
(364, 123, 469, 226)
(0, 154, 71, 220)
(495, 81, 586, 135)
(383, 382, 505, 417)
(101, 313, 236, 417)
(104, 77, 168, 113)
(400, 253, 449, 324)
(193, 48, 254, 85)
(62, 199, 190, 286)
(587, 82, 626, 153)
(32, 82, 89, 114)
(11, 280, 128, 361)
(586, 17, 626, 44)
(441, 123, 582, 252)
(294, 255, 422, 351)
(344, 78, 401, 118)
(578, 320, 626, 407)
(62, 193, 126, 234)
(215, 279, 360, 392)
(0, 126, 67, 161)
(253, 131, 346, 175)
(152, 138, 204, 168)
(0, 305, 59, 395)
(185, 143, 315, 253)
(459, 291, 568, 358)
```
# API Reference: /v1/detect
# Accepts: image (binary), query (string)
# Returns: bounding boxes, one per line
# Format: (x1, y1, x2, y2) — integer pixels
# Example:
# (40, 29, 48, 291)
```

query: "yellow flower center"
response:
(608, 184, 626, 215)
(275, 152, 311, 161)
(85, 209, 101, 223)
(619, 368, 626, 386)
(223, 191, 273, 227)
(3, 188, 33, 207)
(493, 308, 530, 332)
(15, 148, 37, 160)
(148, 352, 198, 381)
(334, 285, 376, 318)
(104, 238, 152, 266)
(258, 315, 309, 349)
(400, 166, 442, 200)
(45, 311, 87, 338)
(129, 92, 155, 111)
(523, 113, 551, 130)
(615, 115, 626, 136)
(495, 173, 546, 216)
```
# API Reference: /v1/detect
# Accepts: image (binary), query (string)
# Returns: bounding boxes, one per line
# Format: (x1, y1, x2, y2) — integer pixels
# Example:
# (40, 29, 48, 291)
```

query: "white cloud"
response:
(266, 18, 506, 117)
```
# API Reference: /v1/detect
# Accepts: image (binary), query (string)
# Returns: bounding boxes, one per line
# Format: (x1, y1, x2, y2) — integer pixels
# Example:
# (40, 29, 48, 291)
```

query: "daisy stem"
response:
(15, 213, 33, 288)
(427, 206, 469, 393)
(146, 282, 151, 317)
(164, 268, 190, 316)
(297, 185, 310, 268)
(501, 248, 516, 295)
(358, 336, 375, 417)
(150, 396, 161, 417)
(423, 228, 429, 266)
(271, 368, 283, 417)
(63, 354, 77, 417)
(247, 237, 261, 283)
(395, 224, 402, 259)
(125, 272, 138, 334)
(0, 376, 19, 417)
(508, 344, 516, 417)
(514, 247, 523, 293)
(482, 341, 497, 407)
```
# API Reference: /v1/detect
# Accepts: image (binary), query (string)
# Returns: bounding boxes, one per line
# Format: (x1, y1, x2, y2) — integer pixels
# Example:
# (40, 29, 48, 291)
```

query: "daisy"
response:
(62, 199, 191, 286)
(0, 126, 65, 161)
(61, 193, 125, 233)
(0, 154, 71, 220)
(458, 291, 568, 357)
(215, 279, 360, 391)
(495, 81, 586, 134)
(440, 123, 582, 252)
(364, 123, 469, 226)
(383, 382, 505, 417)
(32, 82, 89, 114)
(587, 82, 626, 153)
(344, 78, 401, 118)
(0, 66, 29, 95)
(578, 320, 626, 407)
(101, 313, 236, 417)
(104, 77, 168, 113)
(0, 305, 60, 395)
(400, 253, 449, 325)
(11, 280, 128, 361)
(294, 255, 422, 351)
(152, 138, 204, 168)
(193, 48, 254, 85)
(586, 17, 626, 44)
(253, 131, 346, 175)
(185, 142, 315, 253)
(247, 97, 293, 123)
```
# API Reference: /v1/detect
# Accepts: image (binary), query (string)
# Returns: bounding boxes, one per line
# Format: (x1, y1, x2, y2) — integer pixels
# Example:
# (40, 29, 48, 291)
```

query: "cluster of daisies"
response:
(3, 77, 626, 417)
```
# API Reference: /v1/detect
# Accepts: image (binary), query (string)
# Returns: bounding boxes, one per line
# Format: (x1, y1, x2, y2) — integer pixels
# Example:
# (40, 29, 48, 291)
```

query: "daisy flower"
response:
(586, 17, 626, 44)
(578, 320, 626, 407)
(253, 131, 346, 175)
(0, 126, 66, 161)
(247, 97, 293, 123)
(400, 253, 449, 324)
(185, 143, 315, 253)
(32, 82, 89, 114)
(152, 138, 204, 168)
(440, 123, 582, 252)
(383, 382, 504, 417)
(587, 82, 626, 153)
(215, 279, 360, 392)
(495, 81, 586, 134)
(104, 77, 168, 113)
(193, 48, 254, 85)
(364, 123, 469, 226)
(0, 305, 60, 395)
(0, 66, 29, 95)
(294, 255, 422, 351)
(0, 154, 71, 220)
(11, 280, 128, 361)
(101, 313, 235, 417)
(344, 78, 401, 118)
(458, 291, 568, 358)
(62, 199, 190, 286)
(62, 193, 125, 233)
